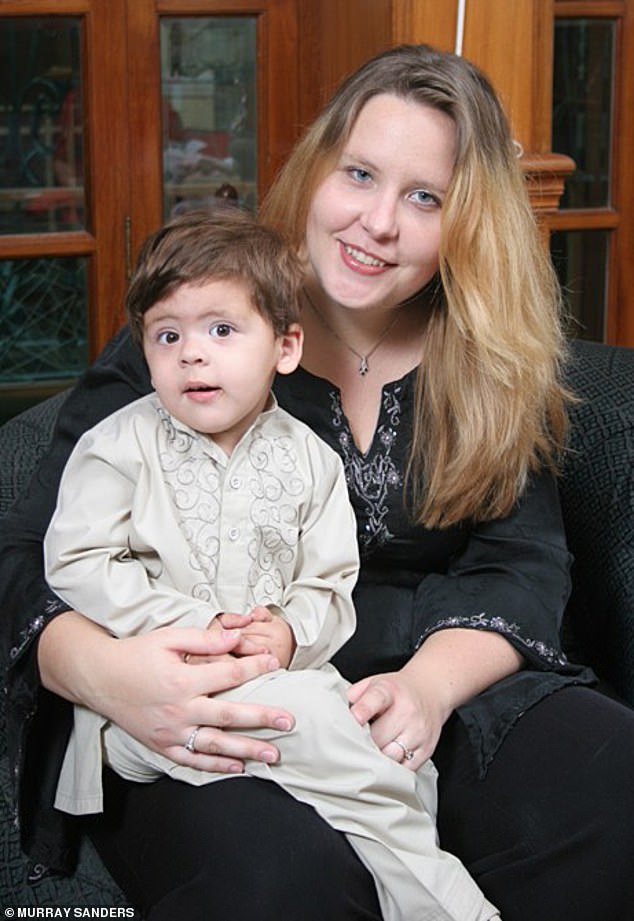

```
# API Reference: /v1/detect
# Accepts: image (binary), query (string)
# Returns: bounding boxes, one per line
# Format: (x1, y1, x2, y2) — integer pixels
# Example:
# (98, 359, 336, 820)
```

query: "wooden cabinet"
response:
(549, 0, 634, 345)
(1, 0, 632, 423)
(0, 0, 299, 420)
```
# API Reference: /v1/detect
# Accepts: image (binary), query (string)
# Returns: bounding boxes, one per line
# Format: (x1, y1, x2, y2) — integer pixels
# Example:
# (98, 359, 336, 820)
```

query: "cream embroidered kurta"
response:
(45, 392, 359, 815)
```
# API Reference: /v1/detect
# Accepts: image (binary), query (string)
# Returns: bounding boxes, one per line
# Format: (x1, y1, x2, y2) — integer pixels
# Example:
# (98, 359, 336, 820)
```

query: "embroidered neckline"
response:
(329, 380, 407, 557)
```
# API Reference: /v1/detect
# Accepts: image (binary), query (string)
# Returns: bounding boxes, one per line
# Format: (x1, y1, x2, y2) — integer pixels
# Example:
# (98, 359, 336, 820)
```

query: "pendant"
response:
(358, 356, 369, 376)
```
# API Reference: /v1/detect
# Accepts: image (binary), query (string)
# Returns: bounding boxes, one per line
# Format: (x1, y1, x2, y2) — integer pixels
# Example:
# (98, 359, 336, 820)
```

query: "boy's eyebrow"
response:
(143, 306, 240, 328)
(143, 310, 177, 327)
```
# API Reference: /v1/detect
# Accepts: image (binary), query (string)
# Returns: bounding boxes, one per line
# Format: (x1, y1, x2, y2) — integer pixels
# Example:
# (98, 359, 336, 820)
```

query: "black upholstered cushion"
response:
(0, 390, 69, 517)
(0, 390, 130, 906)
(560, 340, 634, 704)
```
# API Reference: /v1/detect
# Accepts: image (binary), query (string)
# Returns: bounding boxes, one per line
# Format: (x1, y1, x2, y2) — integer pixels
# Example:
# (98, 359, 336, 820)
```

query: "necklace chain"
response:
(304, 292, 401, 376)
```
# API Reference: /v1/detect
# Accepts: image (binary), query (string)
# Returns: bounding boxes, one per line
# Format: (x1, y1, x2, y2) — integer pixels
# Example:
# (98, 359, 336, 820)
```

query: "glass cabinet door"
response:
(549, 0, 633, 346)
(0, 17, 86, 235)
(550, 17, 616, 342)
(161, 16, 257, 218)
(0, 1, 129, 425)
(126, 0, 299, 262)
(0, 16, 88, 421)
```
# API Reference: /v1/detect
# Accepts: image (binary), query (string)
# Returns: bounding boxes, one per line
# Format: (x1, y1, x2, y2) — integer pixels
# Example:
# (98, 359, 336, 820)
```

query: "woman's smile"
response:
(339, 240, 392, 274)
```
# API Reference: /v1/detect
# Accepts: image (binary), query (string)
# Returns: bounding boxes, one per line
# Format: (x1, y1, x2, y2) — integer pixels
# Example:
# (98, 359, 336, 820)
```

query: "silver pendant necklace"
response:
(305, 292, 401, 376)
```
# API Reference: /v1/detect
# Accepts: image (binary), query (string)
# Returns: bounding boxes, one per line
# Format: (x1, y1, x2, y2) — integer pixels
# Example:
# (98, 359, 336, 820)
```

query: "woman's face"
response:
(305, 93, 456, 312)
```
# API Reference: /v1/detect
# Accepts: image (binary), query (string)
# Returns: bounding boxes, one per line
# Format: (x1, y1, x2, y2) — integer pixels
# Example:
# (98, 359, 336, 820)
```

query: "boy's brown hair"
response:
(126, 208, 302, 345)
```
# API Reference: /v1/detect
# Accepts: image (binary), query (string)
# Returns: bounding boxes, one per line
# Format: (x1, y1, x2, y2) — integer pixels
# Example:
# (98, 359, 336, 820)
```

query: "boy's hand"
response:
(220, 605, 295, 668)
(184, 607, 294, 668)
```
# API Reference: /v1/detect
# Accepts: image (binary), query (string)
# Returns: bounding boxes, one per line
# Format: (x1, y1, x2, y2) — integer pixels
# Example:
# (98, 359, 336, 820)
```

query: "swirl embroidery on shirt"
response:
(246, 433, 304, 605)
(330, 385, 403, 557)
(156, 407, 221, 599)
(155, 409, 308, 609)
(416, 613, 569, 667)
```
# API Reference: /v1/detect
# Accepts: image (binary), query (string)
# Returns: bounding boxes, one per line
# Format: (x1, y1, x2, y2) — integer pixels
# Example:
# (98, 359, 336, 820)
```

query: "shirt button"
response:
(228, 527, 240, 541)
(230, 476, 241, 489)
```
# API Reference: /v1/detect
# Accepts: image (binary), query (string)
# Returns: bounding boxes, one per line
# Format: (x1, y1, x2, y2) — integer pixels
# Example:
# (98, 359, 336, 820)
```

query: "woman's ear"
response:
(276, 323, 303, 375)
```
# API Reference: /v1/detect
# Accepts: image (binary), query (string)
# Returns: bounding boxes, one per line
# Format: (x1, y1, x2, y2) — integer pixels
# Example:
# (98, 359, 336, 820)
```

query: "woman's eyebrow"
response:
(342, 147, 449, 194)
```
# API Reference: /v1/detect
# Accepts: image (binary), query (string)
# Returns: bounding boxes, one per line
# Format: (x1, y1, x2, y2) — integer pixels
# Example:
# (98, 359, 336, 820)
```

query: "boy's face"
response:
(143, 278, 302, 455)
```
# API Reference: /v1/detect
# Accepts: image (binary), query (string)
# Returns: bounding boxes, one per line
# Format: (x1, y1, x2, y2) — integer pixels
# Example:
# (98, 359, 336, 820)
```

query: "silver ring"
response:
(184, 727, 201, 753)
(393, 738, 415, 761)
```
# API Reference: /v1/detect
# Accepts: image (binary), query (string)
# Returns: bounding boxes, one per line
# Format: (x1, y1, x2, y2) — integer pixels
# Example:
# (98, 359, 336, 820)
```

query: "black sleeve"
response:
(412, 469, 573, 670)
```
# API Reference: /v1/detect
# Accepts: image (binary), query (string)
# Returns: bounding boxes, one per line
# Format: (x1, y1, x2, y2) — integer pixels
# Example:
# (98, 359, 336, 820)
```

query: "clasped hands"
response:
(185, 604, 296, 669)
(104, 614, 440, 775)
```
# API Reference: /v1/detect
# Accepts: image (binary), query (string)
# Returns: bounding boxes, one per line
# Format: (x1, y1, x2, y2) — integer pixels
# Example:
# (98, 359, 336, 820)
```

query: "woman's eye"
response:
(347, 166, 372, 184)
(409, 189, 440, 208)
(157, 330, 179, 345)
(210, 323, 233, 338)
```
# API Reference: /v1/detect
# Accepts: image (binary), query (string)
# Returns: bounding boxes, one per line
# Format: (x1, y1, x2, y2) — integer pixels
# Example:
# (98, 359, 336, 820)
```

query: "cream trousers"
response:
(104, 664, 501, 921)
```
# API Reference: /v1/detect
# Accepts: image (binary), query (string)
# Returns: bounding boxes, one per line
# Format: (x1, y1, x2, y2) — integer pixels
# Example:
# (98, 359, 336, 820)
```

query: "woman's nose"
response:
(360, 191, 398, 239)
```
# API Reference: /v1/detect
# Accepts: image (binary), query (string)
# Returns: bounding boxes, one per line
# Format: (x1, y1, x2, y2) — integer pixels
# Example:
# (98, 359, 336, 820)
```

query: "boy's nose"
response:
(178, 339, 207, 365)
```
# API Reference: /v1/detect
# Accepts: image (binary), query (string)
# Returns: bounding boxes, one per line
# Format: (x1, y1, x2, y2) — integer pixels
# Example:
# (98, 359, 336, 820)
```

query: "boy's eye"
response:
(210, 323, 233, 338)
(157, 330, 179, 345)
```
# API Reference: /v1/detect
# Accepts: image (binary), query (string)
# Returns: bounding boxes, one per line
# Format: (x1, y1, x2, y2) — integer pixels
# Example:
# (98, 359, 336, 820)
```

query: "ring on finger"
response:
(184, 726, 202, 753)
(393, 738, 415, 761)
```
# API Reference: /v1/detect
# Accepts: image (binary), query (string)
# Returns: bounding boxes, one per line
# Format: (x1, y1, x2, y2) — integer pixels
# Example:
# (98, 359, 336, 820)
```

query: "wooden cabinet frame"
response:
(2, 0, 631, 394)
(549, 0, 634, 344)
(126, 0, 299, 284)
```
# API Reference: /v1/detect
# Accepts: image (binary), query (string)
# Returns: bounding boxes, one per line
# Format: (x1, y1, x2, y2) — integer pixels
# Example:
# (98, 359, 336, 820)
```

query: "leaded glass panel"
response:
(552, 19, 614, 209)
(0, 17, 85, 234)
(160, 17, 257, 218)
(0, 256, 87, 384)
(551, 230, 608, 342)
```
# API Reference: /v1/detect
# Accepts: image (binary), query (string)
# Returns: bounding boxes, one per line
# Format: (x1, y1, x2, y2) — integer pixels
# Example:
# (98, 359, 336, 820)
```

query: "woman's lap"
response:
(87, 685, 634, 921)
(434, 685, 634, 921)
(86, 769, 382, 921)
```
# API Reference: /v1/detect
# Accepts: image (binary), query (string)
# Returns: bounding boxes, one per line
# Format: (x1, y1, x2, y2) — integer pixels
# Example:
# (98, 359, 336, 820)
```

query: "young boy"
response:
(44, 209, 500, 921)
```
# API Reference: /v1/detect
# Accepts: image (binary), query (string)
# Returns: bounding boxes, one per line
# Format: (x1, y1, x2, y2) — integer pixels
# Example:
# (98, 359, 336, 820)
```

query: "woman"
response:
(3, 44, 634, 921)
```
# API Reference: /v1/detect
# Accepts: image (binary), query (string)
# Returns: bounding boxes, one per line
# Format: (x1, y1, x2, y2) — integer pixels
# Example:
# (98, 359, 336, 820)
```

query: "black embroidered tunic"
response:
(275, 366, 596, 775)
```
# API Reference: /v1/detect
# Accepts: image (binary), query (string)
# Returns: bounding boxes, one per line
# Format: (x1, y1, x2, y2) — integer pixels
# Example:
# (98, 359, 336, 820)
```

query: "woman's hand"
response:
(38, 612, 295, 773)
(347, 668, 446, 771)
(348, 628, 524, 770)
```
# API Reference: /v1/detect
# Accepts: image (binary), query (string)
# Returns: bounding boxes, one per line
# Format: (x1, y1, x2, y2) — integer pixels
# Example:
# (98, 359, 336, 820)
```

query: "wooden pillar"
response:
(298, 0, 392, 126)
(392, 0, 571, 218)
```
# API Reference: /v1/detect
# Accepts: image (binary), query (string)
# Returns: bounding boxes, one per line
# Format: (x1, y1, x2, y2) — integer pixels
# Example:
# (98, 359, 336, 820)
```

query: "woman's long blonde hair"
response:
(260, 44, 569, 529)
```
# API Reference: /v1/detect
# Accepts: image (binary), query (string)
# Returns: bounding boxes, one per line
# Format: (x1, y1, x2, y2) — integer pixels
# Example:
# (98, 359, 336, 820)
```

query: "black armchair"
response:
(1, 337, 633, 906)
